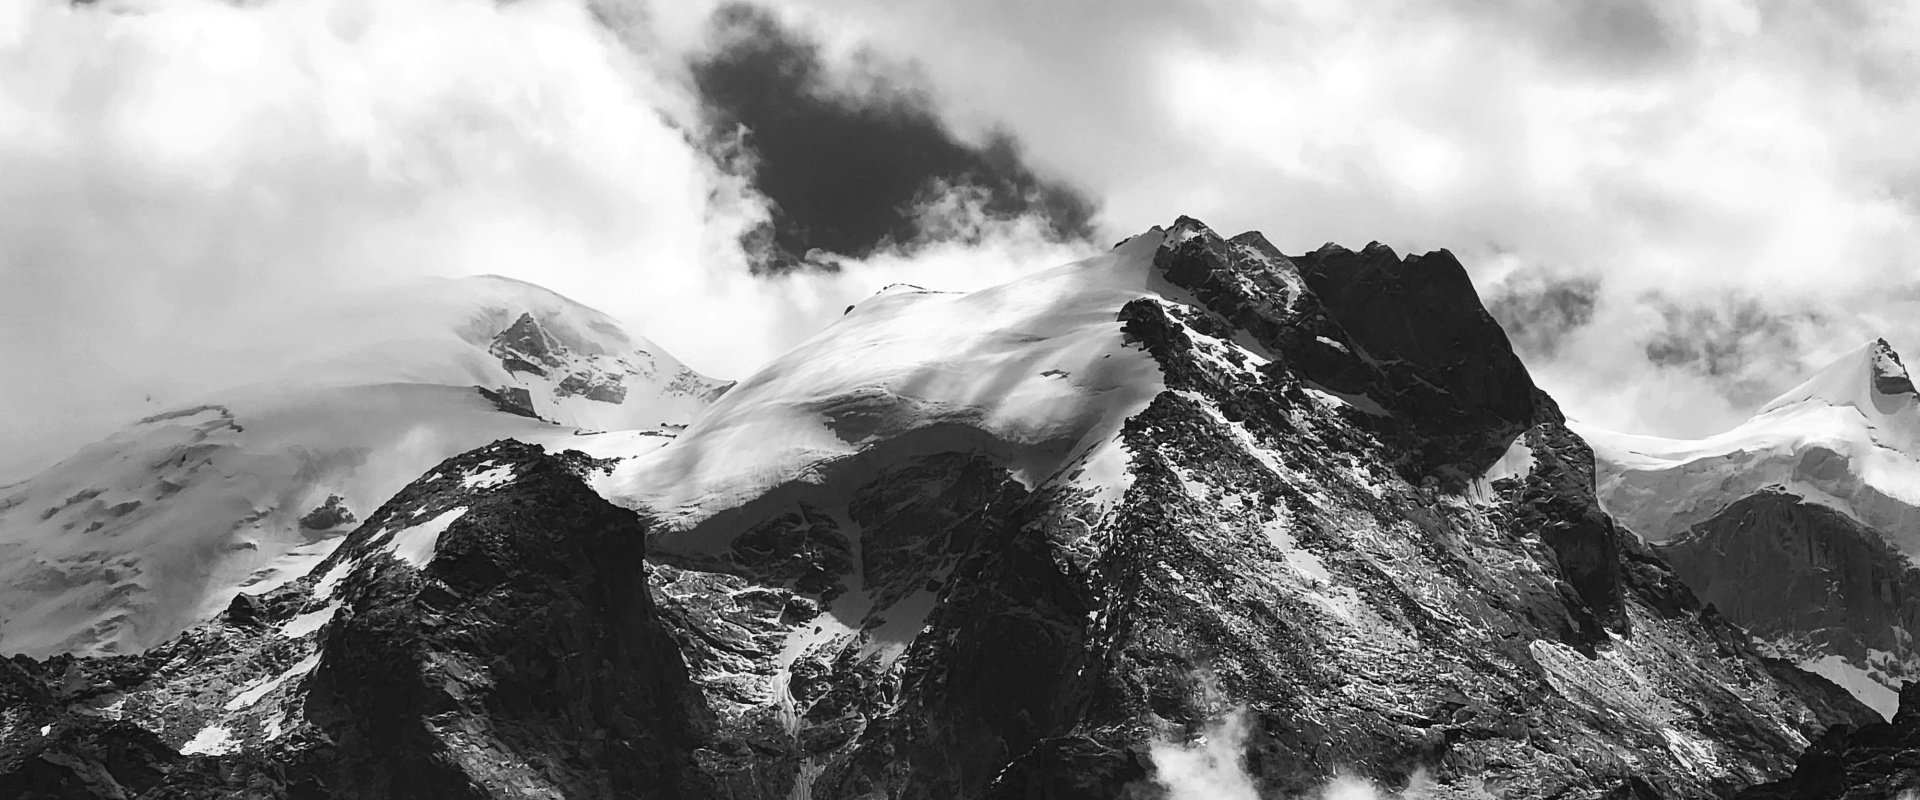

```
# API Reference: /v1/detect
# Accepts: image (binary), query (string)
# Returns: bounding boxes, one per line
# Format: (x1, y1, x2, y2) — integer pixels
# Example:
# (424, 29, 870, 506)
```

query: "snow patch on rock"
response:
(279, 602, 339, 638)
(181, 724, 238, 756)
(384, 507, 468, 569)
(459, 463, 517, 490)
(225, 653, 320, 711)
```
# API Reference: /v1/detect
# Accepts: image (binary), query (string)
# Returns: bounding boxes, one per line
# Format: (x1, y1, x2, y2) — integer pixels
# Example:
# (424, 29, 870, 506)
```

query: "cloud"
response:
(1485, 269, 1602, 360)
(11, 0, 1920, 479)
(0, 0, 766, 472)
(687, 3, 1095, 269)
(0, 0, 1103, 477)
(1148, 707, 1262, 800)
(1146, 704, 1434, 800)
(733, 0, 1920, 436)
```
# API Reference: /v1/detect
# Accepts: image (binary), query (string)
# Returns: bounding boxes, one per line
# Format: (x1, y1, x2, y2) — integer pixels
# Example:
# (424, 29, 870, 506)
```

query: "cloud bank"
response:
(0, 0, 1089, 475)
(736, 0, 1920, 436)
(8, 0, 1920, 473)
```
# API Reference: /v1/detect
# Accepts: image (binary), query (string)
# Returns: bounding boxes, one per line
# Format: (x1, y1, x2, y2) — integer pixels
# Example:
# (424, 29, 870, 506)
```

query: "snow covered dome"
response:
(603, 229, 1177, 547)
(1758, 338, 1919, 419)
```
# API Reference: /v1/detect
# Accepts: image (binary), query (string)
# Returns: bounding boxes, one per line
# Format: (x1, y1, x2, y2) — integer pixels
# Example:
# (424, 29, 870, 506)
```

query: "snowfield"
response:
(602, 229, 1175, 548)
(1578, 339, 1920, 553)
(0, 276, 726, 657)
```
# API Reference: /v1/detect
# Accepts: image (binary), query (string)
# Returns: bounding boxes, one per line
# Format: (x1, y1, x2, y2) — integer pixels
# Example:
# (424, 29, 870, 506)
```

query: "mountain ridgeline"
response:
(0, 219, 1896, 799)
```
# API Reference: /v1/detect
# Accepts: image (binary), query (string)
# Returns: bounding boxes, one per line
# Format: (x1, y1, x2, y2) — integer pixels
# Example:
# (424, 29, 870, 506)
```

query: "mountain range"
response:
(0, 219, 1912, 799)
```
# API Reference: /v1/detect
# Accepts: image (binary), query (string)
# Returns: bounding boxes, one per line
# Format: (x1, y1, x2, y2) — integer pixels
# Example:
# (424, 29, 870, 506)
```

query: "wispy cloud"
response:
(10, 0, 1920, 474)
(1146, 705, 1434, 800)
(0, 0, 1100, 475)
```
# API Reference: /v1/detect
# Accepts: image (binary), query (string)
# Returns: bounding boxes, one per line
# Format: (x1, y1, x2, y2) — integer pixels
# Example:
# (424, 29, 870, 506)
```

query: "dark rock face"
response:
(1740, 682, 1920, 800)
(487, 313, 634, 407)
(300, 441, 713, 799)
(0, 441, 717, 799)
(488, 312, 567, 376)
(1289, 239, 1537, 483)
(557, 371, 628, 404)
(1869, 339, 1916, 398)
(297, 494, 356, 531)
(476, 385, 540, 419)
(1660, 489, 1920, 701)
(0, 717, 178, 800)
(1503, 394, 1631, 640)
(1152, 219, 1620, 633)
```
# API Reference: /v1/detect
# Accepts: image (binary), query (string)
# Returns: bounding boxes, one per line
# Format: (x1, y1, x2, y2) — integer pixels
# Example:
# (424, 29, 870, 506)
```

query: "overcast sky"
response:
(6, 0, 1920, 474)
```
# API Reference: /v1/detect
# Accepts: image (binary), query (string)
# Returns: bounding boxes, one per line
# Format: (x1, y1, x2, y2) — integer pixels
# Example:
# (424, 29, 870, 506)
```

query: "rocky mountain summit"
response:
(0, 219, 1887, 798)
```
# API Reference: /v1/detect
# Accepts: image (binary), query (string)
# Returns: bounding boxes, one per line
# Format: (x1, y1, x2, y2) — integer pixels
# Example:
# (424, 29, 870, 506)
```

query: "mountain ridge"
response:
(0, 219, 1884, 798)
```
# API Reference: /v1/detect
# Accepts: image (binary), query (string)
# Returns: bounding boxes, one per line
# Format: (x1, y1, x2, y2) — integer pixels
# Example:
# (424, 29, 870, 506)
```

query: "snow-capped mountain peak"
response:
(1580, 338, 1920, 548)
(0, 276, 728, 657)
(602, 227, 1177, 547)
(1758, 338, 1919, 420)
(1583, 337, 1920, 717)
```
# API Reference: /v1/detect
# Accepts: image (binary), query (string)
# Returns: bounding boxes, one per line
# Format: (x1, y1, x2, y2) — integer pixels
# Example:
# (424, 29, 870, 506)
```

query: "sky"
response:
(6, 0, 1920, 474)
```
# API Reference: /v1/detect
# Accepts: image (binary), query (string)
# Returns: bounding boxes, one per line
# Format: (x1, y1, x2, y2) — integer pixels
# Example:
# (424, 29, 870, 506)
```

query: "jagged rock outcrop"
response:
(0, 441, 716, 799)
(1153, 223, 1622, 634)
(299, 441, 712, 798)
(1740, 681, 1920, 799)
(297, 495, 356, 531)
(487, 311, 690, 408)
(477, 385, 541, 420)
(1289, 239, 1538, 483)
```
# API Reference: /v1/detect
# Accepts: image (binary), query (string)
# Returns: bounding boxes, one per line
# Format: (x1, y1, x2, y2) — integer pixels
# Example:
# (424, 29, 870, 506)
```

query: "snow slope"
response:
(601, 230, 1175, 548)
(0, 276, 726, 657)
(1578, 339, 1920, 553)
(220, 274, 729, 433)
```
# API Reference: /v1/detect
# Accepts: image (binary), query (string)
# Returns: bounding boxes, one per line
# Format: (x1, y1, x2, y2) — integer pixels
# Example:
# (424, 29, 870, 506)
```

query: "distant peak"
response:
(489, 312, 568, 376)
(1870, 339, 1915, 396)
(1164, 215, 1221, 247)
(1758, 339, 1919, 417)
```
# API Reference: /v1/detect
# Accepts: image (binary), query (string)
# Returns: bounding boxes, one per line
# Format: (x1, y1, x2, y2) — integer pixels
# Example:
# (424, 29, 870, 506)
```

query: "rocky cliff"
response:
(1659, 490, 1920, 716)
(0, 440, 715, 799)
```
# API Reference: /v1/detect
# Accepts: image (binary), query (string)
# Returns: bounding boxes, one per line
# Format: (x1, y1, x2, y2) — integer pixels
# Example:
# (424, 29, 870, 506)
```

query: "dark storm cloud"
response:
(1642, 293, 1828, 408)
(1486, 272, 1601, 359)
(689, 3, 1096, 271)
(1441, 0, 1688, 78)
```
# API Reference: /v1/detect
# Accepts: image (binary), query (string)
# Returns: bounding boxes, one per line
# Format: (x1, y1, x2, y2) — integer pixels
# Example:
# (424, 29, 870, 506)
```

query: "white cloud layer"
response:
(0, 0, 1087, 475)
(7, 0, 1920, 473)
(746, 0, 1920, 436)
